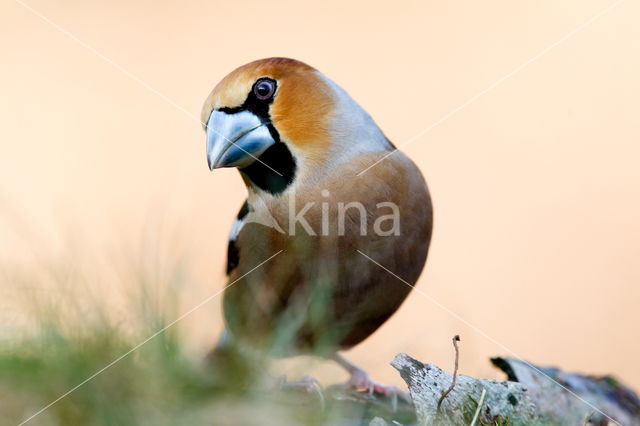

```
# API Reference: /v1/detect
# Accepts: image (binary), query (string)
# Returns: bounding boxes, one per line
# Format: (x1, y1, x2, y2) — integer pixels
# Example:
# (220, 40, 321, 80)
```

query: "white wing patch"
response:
(229, 217, 245, 242)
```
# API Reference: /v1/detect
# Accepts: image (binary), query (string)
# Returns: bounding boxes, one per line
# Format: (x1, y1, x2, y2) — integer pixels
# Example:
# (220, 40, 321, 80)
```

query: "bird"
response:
(202, 57, 432, 395)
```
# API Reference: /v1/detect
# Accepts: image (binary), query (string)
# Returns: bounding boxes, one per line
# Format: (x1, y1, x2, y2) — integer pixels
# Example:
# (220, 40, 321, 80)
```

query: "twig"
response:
(437, 335, 461, 409)
(470, 388, 487, 426)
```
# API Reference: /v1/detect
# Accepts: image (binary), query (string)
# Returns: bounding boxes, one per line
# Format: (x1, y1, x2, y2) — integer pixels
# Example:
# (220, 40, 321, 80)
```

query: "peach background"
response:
(1, 0, 639, 390)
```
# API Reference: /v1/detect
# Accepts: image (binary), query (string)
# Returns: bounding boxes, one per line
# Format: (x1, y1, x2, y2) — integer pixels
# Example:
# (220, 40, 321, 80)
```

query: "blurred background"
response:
(1, 0, 639, 394)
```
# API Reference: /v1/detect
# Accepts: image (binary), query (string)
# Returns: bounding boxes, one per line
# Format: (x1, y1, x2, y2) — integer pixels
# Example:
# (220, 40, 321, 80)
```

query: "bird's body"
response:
(202, 58, 432, 392)
(225, 150, 431, 355)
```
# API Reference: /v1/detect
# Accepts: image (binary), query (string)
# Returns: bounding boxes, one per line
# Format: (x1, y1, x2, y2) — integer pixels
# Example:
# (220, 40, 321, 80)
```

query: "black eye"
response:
(254, 78, 276, 100)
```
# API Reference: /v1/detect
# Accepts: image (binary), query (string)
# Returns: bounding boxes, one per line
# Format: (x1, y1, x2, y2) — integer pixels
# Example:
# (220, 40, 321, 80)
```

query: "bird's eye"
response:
(254, 78, 276, 100)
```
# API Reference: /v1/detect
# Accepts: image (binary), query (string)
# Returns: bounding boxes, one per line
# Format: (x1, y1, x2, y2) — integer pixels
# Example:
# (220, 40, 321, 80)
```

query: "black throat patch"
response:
(240, 133, 296, 195)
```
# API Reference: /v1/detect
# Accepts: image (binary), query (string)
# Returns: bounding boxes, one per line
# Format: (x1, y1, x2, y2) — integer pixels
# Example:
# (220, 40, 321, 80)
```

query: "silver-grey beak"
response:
(206, 110, 275, 170)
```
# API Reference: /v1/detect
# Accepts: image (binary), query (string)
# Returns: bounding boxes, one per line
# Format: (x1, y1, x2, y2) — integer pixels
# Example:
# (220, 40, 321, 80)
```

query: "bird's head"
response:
(201, 57, 391, 194)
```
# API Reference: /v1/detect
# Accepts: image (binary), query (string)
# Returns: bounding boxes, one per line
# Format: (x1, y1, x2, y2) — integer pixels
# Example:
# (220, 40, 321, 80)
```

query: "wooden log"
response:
(391, 353, 640, 425)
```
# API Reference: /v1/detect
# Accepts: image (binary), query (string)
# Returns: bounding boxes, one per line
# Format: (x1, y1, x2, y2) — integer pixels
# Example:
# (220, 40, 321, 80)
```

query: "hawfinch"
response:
(202, 58, 432, 394)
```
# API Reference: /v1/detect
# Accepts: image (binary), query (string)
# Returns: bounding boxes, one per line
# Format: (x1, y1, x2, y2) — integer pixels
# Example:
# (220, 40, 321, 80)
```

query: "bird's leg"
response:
(275, 374, 326, 410)
(207, 330, 325, 407)
(331, 353, 407, 401)
(276, 374, 323, 393)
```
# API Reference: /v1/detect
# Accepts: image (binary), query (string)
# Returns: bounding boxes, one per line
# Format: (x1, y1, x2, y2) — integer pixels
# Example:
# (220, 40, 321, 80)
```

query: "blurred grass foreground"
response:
(0, 232, 234, 425)
(0, 225, 406, 426)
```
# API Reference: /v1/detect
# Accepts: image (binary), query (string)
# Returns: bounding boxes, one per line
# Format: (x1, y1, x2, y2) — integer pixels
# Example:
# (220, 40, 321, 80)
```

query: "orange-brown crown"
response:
(202, 58, 335, 155)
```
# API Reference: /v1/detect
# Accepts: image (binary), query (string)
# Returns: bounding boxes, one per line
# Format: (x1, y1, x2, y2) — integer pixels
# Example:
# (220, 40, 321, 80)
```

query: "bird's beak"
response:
(205, 110, 275, 170)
